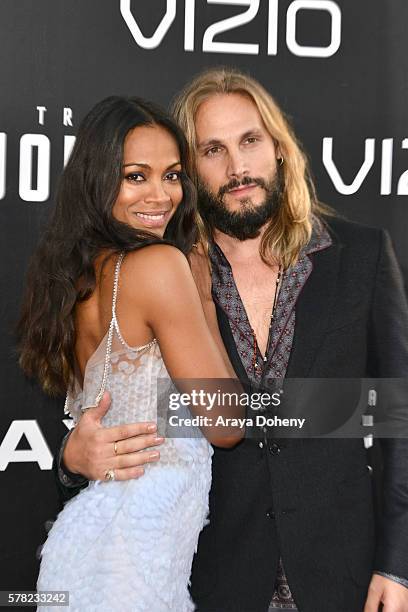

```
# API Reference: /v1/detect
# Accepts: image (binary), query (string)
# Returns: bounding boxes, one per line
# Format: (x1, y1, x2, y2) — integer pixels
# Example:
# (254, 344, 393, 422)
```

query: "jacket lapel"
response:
(286, 241, 342, 378)
(215, 302, 250, 385)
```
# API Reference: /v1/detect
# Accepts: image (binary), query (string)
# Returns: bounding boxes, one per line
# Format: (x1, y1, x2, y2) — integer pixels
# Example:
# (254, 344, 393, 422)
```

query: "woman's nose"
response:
(144, 180, 171, 204)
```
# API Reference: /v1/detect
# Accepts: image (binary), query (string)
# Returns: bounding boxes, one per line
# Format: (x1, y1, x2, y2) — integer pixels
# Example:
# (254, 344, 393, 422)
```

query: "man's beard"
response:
(198, 171, 283, 241)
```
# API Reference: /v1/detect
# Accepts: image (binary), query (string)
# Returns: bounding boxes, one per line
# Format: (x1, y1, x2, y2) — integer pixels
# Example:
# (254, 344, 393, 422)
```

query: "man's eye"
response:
(165, 171, 181, 182)
(205, 146, 222, 157)
(126, 172, 144, 182)
(244, 137, 258, 144)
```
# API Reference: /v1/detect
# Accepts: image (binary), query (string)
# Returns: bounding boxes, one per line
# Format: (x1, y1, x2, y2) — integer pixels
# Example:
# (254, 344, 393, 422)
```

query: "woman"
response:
(18, 96, 242, 611)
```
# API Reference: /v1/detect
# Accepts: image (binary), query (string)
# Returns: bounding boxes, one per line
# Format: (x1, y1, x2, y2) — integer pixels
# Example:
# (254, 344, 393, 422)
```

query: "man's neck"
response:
(213, 227, 266, 264)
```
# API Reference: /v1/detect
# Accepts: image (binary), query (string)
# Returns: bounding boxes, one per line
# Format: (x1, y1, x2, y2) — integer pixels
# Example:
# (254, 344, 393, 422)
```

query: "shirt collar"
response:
(303, 215, 332, 256)
(209, 214, 332, 268)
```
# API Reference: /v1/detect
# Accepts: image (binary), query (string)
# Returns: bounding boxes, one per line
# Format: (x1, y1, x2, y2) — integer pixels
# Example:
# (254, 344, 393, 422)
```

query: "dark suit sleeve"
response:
(368, 230, 408, 581)
(367, 229, 408, 377)
(53, 430, 89, 503)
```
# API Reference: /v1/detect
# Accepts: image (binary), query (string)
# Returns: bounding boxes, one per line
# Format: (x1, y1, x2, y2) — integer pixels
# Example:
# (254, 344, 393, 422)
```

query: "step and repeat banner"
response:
(0, 0, 407, 592)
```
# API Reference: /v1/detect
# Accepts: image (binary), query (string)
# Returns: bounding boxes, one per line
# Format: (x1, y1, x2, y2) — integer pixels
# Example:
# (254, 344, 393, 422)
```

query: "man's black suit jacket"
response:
(190, 216, 408, 612)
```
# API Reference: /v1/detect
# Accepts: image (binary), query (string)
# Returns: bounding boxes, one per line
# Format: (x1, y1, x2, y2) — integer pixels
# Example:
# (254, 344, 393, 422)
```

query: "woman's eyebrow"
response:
(122, 161, 181, 170)
(122, 162, 150, 168)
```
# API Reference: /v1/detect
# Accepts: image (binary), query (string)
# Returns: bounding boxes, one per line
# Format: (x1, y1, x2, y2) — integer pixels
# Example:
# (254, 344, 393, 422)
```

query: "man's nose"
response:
(226, 149, 249, 180)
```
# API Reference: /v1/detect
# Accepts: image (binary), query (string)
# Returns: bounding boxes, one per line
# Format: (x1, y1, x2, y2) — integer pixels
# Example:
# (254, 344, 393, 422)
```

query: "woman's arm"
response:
(189, 244, 236, 378)
(117, 245, 244, 447)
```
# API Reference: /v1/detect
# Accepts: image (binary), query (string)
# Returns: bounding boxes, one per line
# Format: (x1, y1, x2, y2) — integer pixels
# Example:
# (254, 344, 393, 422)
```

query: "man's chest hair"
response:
(229, 259, 280, 347)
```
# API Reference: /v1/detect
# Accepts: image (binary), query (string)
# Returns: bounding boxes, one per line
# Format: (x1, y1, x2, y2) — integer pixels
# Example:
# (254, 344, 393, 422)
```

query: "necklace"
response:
(251, 265, 283, 374)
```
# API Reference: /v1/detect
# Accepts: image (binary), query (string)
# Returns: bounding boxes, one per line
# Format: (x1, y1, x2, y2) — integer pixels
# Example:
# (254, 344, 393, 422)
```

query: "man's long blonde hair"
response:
(172, 67, 326, 268)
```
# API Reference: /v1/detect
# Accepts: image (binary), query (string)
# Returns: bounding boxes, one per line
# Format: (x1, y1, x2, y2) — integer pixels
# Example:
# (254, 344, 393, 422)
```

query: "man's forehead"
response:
(195, 93, 265, 146)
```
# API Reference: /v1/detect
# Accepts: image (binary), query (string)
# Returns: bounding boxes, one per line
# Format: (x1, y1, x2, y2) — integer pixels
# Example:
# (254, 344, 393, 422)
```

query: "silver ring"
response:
(104, 469, 115, 482)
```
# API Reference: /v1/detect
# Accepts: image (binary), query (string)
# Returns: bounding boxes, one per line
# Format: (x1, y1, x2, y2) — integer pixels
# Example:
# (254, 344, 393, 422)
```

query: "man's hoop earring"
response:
(277, 157, 284, 166)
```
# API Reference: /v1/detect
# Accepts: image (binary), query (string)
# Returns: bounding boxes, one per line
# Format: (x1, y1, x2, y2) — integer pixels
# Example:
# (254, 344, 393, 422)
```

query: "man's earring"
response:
(277, 157, 284, 166)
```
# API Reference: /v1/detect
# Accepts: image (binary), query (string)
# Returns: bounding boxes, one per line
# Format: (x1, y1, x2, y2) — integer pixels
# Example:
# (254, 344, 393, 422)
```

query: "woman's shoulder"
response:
(122, 244, 189, 282)
(125, 243, 187, 267)
(119, 244, 193, 303)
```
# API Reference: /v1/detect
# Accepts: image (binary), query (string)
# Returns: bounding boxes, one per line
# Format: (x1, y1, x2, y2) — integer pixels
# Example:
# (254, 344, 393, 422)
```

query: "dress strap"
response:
(65, 251, 155, 416)
(64, 252, 125, 416)
(92, 251, 126, 406)
(111, 253, 156, 353)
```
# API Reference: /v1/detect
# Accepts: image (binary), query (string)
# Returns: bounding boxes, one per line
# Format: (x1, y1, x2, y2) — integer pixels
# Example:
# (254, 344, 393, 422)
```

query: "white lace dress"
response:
(37, 254, 213, 612)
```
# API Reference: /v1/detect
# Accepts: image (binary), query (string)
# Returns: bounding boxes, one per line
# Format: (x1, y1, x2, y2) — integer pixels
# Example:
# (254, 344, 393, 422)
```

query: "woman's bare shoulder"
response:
(124, 243, 188, 268)
(120, 244, 192, 295)
(116, 244, 198, 338)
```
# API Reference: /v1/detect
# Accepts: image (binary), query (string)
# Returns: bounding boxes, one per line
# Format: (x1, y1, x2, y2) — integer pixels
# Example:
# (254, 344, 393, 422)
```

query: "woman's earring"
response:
(277, 157, 284, 166)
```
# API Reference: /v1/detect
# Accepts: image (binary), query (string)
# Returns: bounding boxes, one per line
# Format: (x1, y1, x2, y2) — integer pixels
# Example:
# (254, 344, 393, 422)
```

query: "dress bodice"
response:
(65, 335, 166, 428)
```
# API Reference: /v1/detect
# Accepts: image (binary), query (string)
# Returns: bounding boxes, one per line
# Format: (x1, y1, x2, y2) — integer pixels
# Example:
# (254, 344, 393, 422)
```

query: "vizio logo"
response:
(323, 138, 408, 196)
(119, 0, 342, 57)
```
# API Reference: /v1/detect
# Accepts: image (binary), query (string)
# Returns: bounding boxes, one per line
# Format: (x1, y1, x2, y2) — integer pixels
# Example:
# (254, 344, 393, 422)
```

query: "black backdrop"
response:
(0, 0, 407, 594)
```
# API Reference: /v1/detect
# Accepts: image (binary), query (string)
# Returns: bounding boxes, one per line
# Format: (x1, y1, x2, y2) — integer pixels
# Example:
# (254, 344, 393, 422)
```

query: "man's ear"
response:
(274, 140, 283, 163)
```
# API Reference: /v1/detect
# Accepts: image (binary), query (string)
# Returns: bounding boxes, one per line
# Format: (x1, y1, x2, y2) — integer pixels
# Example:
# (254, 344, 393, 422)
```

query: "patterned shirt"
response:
(209, 218, 332, 609)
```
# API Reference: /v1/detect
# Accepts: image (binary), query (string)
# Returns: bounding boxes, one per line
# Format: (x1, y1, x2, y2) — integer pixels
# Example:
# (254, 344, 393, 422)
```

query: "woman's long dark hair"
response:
(18, 96, 198, 396)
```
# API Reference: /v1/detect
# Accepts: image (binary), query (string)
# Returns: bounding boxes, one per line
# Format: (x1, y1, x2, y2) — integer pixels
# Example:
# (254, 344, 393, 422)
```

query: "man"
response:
(56, 69, 408, 611)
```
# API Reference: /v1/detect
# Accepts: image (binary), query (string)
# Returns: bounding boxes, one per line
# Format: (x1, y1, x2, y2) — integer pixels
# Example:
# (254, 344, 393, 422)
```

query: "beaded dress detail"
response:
(37, 253, 213, 612)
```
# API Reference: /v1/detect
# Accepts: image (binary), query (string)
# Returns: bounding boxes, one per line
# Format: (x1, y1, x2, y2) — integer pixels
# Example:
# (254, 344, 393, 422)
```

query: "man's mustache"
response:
(218, 176, 267, 199)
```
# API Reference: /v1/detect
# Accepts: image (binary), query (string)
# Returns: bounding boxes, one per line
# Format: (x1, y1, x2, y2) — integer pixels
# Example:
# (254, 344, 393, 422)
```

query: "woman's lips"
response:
(134, 210, 171, 228)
